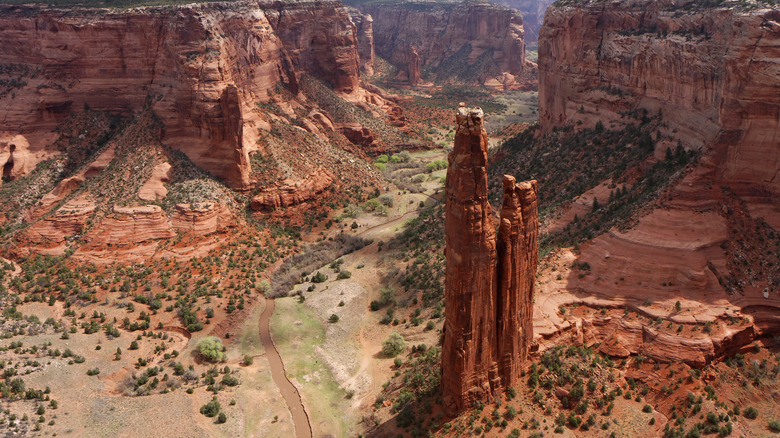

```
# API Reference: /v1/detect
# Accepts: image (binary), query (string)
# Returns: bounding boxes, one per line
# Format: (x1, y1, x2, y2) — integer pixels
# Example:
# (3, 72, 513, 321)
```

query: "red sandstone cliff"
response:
(533, 0, 779, 361)
(350, 10, 375, 76)
(442, 105, 539, 414)
(539, 0, 779, 196)
(0, 0, 372, 191)
(357, 2, 532, 86)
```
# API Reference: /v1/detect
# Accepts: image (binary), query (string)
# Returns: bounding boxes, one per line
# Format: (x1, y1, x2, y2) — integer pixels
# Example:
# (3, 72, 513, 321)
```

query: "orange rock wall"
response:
(0, 0, 364, 190)
(538, 1, 780, 195)
(358, 2, 527, 84)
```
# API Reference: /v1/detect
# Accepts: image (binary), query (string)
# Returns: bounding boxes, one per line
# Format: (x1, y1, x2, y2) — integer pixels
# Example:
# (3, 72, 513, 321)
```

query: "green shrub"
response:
(768, 420, 780, 432)
(329, 314, 340, 323)
(216, 412, 227, 423)
(336, 270, 352, 280)
(200, 397, 221, 417)
(381, 333, 406, 357)
(198, 337, 226, 362)
(744, 407, 759, 419)
(310, 271, 327, 283)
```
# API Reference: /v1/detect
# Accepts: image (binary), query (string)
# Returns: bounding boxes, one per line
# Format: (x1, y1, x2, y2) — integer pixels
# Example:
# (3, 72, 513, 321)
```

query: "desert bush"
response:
(200, 397, 220, 417)
(198, 337, 226, 363)
(329, 314, 340, 323)
(744, 407, 759, 419)
(378, 193, 394, 207)
(269, 234, 370, 297)
(382, 333, 406, 357)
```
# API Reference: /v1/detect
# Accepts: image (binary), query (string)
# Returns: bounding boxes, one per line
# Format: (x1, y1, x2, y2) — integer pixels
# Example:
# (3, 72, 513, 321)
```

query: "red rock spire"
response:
(442, 103, 538, 414)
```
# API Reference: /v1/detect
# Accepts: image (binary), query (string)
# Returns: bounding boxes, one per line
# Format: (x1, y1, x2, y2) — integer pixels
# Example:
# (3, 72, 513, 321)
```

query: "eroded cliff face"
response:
(358, 2, 532, 86)
(0, 0, 370, 191)
(539, 0, 780, 195)
(491, 0, 555, 43)
(350, 10, 375, 75)
(533, 0, 780, 362)
(443, 105, 538, 414)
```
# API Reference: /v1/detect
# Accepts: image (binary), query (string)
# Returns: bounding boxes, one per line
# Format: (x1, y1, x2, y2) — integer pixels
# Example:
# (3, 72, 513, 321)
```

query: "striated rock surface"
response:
(171, 202, 235, 236)
(491, 0, 555, 43)
(0, 0, 368, 190)
(538, 0, 780, 195)
(250, 168, 335, 211)
(443, 105, 538, 414)
(350, 10, 375, 76)
(87, 205, 175, 245)
(358, 2, 530, 85)
(496, 176, 538, 388)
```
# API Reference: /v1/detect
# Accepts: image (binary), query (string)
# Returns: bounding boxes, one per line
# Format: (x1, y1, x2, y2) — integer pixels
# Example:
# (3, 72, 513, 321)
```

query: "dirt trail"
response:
(259, 297, 312, 438)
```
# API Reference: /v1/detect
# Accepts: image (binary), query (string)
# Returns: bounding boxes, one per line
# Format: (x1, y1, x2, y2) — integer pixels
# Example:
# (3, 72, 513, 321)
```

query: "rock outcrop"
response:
(538, 0, 780, 195)
(250, 168, 335, 211)
(491, 0, 555, 43)
(496, 176, 539, 388)
(0, 0, 369, 190)
(357, 2, 530, 86)
(442, 105, 538, 414)
(350, 10, 375, 76)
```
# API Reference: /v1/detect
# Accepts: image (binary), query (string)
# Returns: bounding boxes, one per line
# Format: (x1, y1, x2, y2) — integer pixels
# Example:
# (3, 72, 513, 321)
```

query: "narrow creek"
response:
(258, 297, 313, 438)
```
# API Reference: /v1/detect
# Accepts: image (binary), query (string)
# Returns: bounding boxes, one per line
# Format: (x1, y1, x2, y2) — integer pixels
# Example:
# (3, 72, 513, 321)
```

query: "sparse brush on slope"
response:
(489, 110, 697, 254)
(268, 233, 372, 298)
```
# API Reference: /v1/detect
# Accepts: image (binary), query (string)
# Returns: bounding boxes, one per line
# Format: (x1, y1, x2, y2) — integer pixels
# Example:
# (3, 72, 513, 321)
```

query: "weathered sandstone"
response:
(86, 205, 175, 245)
(250, 168, 335, 211)
(350, 10, 375, 76)
(358, 2, 529, 85)
(443, 105, 538, 414)
(538, 0, 779, 195)
(0, 0, 369, 190)
(496, 176, 539, 388)
(171, 202, 235, 236)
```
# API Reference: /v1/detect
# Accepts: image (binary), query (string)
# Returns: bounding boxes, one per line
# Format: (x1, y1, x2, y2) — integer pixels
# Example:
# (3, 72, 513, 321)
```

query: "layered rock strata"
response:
(0, 0, 370, 190)
(442, 105, 538, 414)
(538, 0, 780, 195)
(350, 11, 375, 76)
(250, 168, 335, 211)
(358, 2, 529, 85)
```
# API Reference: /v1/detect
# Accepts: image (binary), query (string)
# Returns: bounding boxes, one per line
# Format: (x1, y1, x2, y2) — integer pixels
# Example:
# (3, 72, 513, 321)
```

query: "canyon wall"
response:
(0, 0, 366, 191)
(357, 2, 529, 85)
(538, 0, 780, 195)
(442, 105, 538, 414)
(491, 0, 555, 43)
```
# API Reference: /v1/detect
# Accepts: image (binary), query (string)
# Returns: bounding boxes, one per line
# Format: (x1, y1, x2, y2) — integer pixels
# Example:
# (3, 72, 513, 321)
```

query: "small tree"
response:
(329, 314, 340, 323)
(381, 333, 406, 357)
(198, 337, 226, 362)
(311, 271, 327, 283)
(200, 397, 221, 417)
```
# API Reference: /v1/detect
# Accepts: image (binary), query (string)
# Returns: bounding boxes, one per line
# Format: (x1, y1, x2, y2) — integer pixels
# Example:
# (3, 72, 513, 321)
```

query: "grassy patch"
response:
(270, 297, 351, 438)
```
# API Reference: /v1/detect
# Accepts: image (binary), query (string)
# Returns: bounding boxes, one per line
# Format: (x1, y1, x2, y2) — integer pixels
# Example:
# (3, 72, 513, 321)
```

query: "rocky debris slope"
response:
(357, 1, 533, 86)
(442, 104, 538, 414)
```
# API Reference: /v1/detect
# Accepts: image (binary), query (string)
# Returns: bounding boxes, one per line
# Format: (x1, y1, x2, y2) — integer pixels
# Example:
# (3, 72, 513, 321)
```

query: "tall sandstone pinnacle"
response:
(442, 104, 538, 414)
